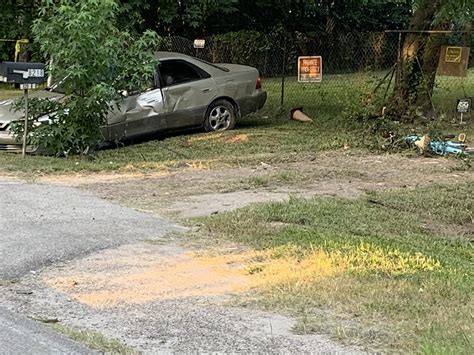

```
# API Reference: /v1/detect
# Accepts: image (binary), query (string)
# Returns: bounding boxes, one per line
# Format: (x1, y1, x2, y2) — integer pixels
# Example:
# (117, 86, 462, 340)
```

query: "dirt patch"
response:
(171, 190, 295, 218)
(424, 221, 474, 241)
(44, 244, 253, 307)
(31, 170, 172, 186)
(168, 179, 374, 218)
(0, 242, 362, 353)
(185, 132, 249, 145)
(224, 133, 249, 143)
(38, 152, 472, 219)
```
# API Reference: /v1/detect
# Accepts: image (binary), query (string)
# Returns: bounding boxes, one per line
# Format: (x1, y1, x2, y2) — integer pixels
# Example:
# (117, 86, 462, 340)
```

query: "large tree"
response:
(149, 0, 238, 37)
(111, 0, 411, 36)
(390, 0, 473, 119)
(233, 0, 410, 33)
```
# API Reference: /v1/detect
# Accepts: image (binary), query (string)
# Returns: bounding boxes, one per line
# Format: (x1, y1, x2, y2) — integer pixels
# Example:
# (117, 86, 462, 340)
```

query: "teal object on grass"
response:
(405, 135, 468, 155)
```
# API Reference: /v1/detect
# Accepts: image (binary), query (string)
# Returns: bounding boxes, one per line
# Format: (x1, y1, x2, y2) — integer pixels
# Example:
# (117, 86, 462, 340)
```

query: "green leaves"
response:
(21, 0, 161, 156)
(157, 0, 238, 32)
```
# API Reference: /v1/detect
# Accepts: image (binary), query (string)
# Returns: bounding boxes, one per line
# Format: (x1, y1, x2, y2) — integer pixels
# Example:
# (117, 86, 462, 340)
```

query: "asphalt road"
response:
(0, 179, 173, 279)
(0, 307, 98, 354)
(0, 178, 174, 353)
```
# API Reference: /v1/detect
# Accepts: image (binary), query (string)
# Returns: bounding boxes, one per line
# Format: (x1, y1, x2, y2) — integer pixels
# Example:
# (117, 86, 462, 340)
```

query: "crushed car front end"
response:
(0, 100, 27, 152)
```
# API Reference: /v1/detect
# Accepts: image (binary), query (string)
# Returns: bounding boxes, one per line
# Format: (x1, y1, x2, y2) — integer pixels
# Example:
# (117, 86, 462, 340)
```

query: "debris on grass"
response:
(29, 316, 60, 324)
(413, 134, 431, 155)
(186, 133, 249, 145)
(290, 108, 313, 122)
(184, 160, 213, 170)
(187, 133, 224, 144)
(224, 134, 249, 143)
(406, 134, 471, 156)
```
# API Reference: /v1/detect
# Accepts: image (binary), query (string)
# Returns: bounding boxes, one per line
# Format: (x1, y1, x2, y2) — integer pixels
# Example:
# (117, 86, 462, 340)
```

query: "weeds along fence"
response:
(161, 31, 473, 120)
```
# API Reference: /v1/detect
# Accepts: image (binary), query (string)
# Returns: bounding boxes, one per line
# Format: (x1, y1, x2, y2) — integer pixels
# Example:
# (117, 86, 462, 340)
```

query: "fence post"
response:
(395, 32, 402, 86)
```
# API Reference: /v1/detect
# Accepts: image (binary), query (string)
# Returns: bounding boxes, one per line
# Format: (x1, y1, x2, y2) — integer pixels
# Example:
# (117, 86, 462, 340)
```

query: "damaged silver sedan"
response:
(0, 52, 267, 152)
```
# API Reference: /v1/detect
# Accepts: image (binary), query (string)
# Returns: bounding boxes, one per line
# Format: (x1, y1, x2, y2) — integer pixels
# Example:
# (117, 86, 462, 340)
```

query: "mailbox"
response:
(0, 61, 46, 87)
(0, 61, 47, 157)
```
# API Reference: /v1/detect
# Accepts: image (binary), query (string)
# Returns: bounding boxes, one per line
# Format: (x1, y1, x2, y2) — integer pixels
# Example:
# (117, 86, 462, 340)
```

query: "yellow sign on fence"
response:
(438, 46, 470, 77)
(445, 47, 462, 63)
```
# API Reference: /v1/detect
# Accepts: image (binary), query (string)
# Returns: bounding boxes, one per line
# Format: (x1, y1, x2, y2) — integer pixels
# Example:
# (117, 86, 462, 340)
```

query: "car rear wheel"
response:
(204, 100, 236, 132)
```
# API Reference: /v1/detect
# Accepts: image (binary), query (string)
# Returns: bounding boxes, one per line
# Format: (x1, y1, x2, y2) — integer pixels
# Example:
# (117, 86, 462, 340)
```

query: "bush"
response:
(12, 0, 160, 156)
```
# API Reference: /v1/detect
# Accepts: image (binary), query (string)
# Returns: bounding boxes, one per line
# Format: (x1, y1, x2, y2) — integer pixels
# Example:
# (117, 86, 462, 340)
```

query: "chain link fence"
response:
(160, 32, 473, 119)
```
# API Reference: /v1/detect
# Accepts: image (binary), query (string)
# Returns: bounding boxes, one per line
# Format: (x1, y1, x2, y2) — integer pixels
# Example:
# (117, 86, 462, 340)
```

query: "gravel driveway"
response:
(0, 179, 174, 280)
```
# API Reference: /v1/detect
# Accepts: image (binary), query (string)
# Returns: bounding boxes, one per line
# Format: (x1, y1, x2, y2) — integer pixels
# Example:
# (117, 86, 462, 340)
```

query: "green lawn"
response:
(265, 69, 474, 119)
(0, 71, 472, 177)
(0, 84, 23, 101)
(196, 182, 474, 352)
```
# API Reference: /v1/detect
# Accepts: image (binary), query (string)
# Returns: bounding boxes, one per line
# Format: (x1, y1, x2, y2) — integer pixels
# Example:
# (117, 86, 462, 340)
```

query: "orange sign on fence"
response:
(298, 56, 322, 82)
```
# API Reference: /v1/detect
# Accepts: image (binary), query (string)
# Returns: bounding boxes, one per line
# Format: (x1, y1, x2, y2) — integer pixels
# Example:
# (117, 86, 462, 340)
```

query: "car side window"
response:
(159, 60, 210, 87)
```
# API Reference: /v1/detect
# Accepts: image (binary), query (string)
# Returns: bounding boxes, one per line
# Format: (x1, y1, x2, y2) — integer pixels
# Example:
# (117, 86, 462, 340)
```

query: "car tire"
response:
(204, 100, 236, 132)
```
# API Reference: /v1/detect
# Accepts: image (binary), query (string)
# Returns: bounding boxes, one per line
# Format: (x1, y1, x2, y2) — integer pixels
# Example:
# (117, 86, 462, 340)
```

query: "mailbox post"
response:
(0, 62, 46, 157)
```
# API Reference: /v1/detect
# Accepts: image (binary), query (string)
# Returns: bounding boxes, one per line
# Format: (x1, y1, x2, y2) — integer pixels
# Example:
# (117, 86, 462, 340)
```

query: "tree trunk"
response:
(415, 35, 442, 110)
(390, 0, 441, 120)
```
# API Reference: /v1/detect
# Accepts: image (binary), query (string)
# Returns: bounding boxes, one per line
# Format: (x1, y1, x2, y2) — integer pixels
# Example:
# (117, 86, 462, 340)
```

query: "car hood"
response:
(0, 90, 64, 128)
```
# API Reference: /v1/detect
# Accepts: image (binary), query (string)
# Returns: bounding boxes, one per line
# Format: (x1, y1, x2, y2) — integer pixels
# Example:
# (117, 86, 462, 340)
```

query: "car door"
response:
(159, 59, 216, 129)
(106, 70, 167, 141)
